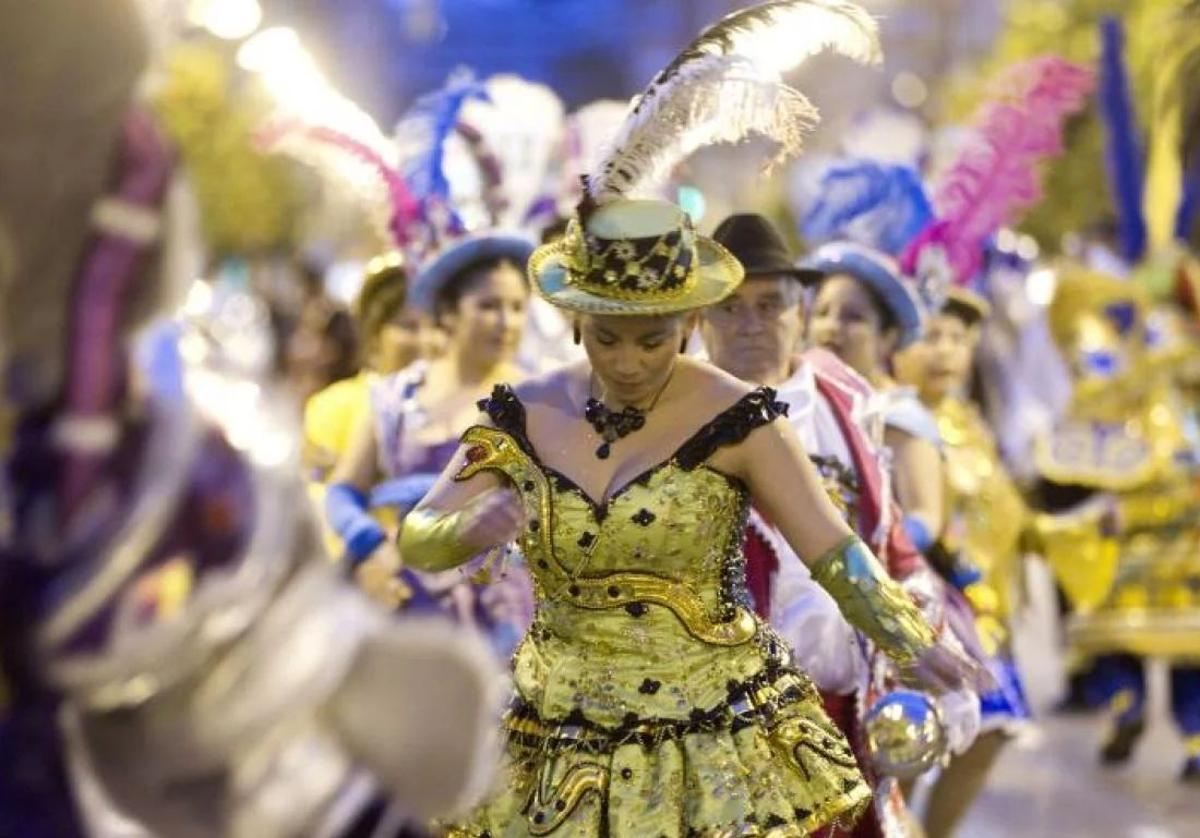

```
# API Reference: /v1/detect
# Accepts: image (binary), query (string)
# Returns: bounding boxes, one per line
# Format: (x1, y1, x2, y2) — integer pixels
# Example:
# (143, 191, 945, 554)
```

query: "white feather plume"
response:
(587, 0, 881, 205)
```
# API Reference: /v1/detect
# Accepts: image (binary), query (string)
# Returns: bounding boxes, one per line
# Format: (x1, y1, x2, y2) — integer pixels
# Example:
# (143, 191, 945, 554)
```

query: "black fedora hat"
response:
(711, 213, 821, 285)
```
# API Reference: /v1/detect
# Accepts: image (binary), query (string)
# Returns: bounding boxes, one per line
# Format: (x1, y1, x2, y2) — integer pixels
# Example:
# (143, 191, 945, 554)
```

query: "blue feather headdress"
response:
(799, 159, 933, 256)
(1098, 16, 1147, 263)
(393, 69, 491, 234)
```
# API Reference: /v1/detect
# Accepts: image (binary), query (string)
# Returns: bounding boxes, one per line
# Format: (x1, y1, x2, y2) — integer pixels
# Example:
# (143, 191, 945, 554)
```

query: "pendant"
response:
(596, 441, 611, 459)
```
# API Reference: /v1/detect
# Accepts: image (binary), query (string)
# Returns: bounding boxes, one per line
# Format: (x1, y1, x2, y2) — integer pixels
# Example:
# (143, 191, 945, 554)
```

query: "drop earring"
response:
(680, 336, 689, 353)
(573, 323, 582, 345)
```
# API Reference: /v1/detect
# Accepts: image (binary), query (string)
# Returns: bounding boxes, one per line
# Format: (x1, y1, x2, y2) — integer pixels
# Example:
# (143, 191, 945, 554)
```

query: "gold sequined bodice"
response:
(458, 386, 788, 728)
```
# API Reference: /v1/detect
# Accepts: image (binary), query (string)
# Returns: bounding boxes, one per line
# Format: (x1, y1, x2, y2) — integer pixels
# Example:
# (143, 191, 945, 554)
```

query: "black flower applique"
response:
(632, 508, 656, 526)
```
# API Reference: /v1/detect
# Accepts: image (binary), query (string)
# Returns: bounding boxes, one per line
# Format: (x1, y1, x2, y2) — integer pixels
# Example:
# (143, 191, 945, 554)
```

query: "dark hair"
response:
(353, 262, 408, 347)
(942, 297, 984, 327)
(433, 255, 528, 324)
(323, 307, 360, 384)
(539, 215, 570, 244)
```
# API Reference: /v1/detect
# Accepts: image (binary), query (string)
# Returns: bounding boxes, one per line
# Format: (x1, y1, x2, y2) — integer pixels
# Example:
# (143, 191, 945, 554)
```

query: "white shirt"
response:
(757, 358, 867, 694)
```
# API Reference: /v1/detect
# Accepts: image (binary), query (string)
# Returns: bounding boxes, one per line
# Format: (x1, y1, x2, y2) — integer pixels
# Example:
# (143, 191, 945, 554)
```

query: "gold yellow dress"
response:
(303, 371, 374, 482)
(450, 386, 870, 837)
(935, 397, 1026, 628)
(302, 371, 397, 558)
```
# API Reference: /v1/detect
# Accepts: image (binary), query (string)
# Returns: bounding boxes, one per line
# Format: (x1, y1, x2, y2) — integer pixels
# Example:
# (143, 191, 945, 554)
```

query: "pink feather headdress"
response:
(901, 56, 1095, 307)
(256, 119, 423, 250)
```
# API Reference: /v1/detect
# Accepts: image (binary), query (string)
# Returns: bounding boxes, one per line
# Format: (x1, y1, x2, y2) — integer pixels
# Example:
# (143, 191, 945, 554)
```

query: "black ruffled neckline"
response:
(475, 383, 787, 515)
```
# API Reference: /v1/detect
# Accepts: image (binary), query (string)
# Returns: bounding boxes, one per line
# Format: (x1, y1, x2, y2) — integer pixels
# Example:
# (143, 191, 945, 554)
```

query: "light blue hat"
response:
(409, 232, 535, 314)
(801, 241, 924, 347)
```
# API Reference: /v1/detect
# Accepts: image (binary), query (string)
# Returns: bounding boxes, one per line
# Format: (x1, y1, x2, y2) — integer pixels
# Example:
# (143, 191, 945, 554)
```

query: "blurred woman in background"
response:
(804, 243, 946, 560)
(303, 253, 428, 484)
(326, 234, 535, 656)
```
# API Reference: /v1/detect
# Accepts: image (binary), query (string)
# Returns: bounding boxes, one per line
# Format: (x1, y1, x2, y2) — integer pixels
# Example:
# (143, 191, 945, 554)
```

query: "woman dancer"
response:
(304, 252, 428, 484)
(402, 3, 983, 831)
(402, 193, 977, 835)
(902, 288, 1032, 836)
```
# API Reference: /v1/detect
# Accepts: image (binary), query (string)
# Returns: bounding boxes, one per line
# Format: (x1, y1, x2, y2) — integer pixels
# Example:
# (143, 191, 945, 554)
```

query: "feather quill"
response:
(1098, 17, 1147, 263)
(900, 56, 1094, 286)
(800, 159, 933, 254)
(586, 0, 881, 206)
(257, 119, 422, 249)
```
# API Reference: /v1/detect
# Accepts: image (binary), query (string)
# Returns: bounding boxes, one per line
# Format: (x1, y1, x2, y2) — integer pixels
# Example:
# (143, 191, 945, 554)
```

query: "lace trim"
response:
(476, 384, 537, 457)
(675, 387, 789, 470)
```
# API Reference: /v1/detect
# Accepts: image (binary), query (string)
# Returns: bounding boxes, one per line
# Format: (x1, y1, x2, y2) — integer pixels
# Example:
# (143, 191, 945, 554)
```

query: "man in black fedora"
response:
(702, 213, 820, 384)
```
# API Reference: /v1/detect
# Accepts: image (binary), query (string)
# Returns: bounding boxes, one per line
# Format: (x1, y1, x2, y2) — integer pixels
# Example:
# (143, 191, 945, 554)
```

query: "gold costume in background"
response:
(1033, 271, 1200, 659)
(936, 396, 1028, 645)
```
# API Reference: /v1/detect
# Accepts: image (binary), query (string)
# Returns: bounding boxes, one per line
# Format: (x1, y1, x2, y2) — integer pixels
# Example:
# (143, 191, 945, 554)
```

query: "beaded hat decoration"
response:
(530, 199, 743, 314)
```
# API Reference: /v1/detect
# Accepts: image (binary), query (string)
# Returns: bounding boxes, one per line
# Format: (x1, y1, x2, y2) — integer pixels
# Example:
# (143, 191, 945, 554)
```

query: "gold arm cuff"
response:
(398, 508, 473, 571)
(811, 536, 936, 665)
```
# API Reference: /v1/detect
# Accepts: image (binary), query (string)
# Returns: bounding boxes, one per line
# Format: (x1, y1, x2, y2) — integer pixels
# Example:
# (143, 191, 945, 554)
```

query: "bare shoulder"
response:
(676, 356, 757, 408)
(509, 361, 590, 411)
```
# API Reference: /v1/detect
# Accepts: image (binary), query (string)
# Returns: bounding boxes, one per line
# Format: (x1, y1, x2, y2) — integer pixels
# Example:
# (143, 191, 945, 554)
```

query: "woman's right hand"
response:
(457, 488, 526, 552)
(355, 541, 410, 610)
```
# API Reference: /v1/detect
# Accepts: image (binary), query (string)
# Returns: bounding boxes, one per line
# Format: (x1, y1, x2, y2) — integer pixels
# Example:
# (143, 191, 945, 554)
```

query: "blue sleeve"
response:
(902, 514, 934, 553)
(325, 482, 386, 566)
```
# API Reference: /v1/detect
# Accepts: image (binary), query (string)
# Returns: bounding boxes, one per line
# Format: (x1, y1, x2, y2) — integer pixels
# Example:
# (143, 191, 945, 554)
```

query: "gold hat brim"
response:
(529, 235, 744, 315)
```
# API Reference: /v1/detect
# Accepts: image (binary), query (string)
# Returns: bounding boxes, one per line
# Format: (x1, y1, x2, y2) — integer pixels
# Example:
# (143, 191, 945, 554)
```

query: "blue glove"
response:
(326, 482, 386, 566)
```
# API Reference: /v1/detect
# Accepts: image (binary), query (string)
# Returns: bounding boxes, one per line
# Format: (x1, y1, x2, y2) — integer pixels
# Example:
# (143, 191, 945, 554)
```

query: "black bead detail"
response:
(523, 480, 535, 491)
(620, 767, 633, 780)
(533, 812, 546, 825)
(537, 560, 549, 569)
(577, 531, 595, 548)
(596, 442, 611, 459)
(554, 800, 566, 812)
(529, 519, 540, 532)
(568, 585, 581, 596)
(631, 508, 656, 526)
(607, 585, 621, 598)
(625, 602, 648, 617)
(638, 678, 662, 695)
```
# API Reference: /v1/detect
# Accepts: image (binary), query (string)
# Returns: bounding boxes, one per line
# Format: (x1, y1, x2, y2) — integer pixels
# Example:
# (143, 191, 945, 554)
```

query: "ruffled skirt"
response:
(448, 668, 871, 837)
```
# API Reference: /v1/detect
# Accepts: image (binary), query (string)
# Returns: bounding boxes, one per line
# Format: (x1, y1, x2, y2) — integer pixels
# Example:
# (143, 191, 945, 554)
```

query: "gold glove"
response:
(811, 536, 936, 666)
(398, 508, 473, 572)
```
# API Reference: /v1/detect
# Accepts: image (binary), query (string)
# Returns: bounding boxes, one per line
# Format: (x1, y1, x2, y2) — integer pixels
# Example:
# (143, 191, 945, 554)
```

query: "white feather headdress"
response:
(583, 0, 881, 210)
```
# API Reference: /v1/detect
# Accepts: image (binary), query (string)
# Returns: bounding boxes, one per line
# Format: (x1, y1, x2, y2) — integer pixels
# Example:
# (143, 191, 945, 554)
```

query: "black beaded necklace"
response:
(584, 369, 674, 459)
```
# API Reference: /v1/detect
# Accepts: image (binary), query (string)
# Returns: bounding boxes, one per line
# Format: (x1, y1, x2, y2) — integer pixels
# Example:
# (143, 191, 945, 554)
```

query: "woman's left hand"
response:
(906, 640, 992, 695)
